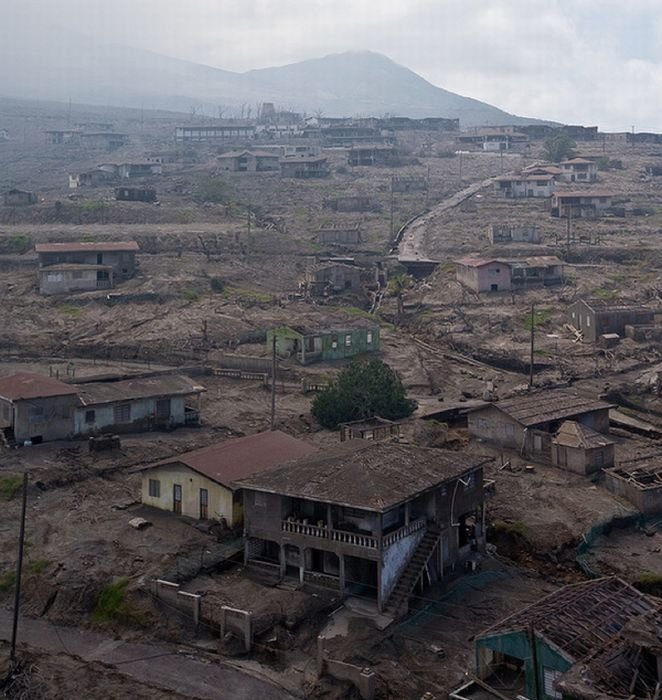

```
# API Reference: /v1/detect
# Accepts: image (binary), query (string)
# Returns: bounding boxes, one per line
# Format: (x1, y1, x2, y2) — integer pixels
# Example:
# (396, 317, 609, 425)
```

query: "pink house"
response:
(455, 258, 512, 293)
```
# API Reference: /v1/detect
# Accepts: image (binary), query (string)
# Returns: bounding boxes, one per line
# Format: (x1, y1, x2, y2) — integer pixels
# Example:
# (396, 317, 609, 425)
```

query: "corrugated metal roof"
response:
(76, 375, 205, 406)
(136, 430, 317, 489)
(0, 372, 78, 401)
(237, 441, 489, 511)
(553, 420, 614, 449)
(35, 241, 139, 253)
(491, 389, 614, 427)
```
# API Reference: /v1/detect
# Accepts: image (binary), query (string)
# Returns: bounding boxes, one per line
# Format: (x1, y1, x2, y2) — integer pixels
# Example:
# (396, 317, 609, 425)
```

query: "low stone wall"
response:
(219, 605, 253, 652)
(149, 579, 201, 624)
(317, 635, 376, 700)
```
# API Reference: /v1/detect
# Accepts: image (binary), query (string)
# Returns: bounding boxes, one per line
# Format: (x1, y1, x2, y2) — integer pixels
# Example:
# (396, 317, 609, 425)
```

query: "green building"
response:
(266, 322, 379, 365)
(455, 577, 661, 700)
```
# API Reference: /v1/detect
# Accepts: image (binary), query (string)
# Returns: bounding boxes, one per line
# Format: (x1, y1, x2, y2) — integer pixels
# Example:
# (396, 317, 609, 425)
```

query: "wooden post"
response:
(10, 473, 28, 663)
(529, 303, 535, 391)
(270, 335, 276, 430)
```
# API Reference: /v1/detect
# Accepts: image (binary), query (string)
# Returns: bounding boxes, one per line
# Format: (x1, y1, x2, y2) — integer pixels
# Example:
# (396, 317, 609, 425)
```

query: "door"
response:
(491, 284, 498, 291)
(199, 488, 208, 520)
(533, 434, 543, 452)
(173, 484, 182, 514)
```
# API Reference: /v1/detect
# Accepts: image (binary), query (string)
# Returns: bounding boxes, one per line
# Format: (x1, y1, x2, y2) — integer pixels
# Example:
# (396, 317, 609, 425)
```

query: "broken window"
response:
(113, 403, 131, 423)
(148, 479, 160, 498)
(345, 334, 352, 347)
(543, 668, 563, 699)
(155, 399, 171, 418)
(254, 492, 266, 507)
(366, 331, 373, 344)
(85, 410, 95, 424)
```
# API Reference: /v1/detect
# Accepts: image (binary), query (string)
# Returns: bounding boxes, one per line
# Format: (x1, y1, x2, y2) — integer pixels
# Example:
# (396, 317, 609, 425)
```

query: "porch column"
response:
(243, 538, 249, 565)
(326, 503, 333, 530)
(299, 546, 305, 584)
(376, 513, 383, 552)
(404, 502, 410, 526)
(338, 555, 345, 595)
(279, 545, 286, 577)
(377, 561, 383, 613)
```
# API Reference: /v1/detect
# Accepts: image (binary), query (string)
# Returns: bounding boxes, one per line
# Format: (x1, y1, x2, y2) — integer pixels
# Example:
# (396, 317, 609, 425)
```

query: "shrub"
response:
(92, 578, 144, 626)
(0, 474, 23, 500)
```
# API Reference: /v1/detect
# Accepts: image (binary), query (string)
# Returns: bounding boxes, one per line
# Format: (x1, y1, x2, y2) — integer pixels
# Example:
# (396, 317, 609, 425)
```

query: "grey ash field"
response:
(0, 97, 661, 699)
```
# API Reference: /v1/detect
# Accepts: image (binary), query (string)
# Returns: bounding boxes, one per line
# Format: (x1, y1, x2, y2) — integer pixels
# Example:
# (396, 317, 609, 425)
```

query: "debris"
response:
(128, 517, 152, 530)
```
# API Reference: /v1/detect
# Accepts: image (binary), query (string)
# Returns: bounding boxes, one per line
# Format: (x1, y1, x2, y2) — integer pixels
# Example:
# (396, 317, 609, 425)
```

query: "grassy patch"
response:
(181, 288, 200, 302)
(222, 286, 273, 303)
(0, 571, 16, 593)
(636, 572, 662, 597)
(79, 200, 106, 212)
(59, 305, 83, 318)
(7, 234, 31, 253)
(27, 559, 50, 575)
(92, 578, 144, 626)
(522, 308, 553, 331)
(341, 306, 372, 319)
(492, 520, 527, 535)
(592, 287, 618, 300)
(0, 474, 23, 500)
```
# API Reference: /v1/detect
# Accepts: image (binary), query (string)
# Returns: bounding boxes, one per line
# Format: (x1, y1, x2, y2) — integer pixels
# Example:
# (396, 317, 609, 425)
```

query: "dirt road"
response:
(0, 609, 297, 700)
(396, 175, 498, 260)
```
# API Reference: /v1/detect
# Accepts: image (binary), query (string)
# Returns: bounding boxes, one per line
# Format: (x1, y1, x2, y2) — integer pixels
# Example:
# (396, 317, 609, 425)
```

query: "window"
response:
(148, 479, 160, 498)
(476, 418, 488, 431)
(85, 410, 95, 424)
(113, 403, 131, 423)
(1, 403, 8, 421)
(254, 492, 266, 507)
(173, 484, 182, 514)
(47, 272, 63, 282)
(331, 334, 338, 349)
(345, 334, 352, 347)
(366, 331, 373, 344)
(505, 423, 515, 437)
(155, 399, 171, 418)
(72, 271, 83, 280)
(200, 488, 209, 519)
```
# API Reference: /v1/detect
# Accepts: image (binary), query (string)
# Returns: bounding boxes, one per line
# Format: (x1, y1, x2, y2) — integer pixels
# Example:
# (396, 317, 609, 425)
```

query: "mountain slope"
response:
(0, 23, 545, 126)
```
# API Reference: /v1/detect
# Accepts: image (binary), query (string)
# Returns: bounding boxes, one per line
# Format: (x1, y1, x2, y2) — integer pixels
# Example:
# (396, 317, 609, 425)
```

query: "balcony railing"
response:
(281, 518, 426, 550)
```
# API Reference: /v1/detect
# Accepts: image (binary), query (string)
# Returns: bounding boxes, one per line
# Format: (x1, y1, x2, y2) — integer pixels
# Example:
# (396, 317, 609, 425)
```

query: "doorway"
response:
(173, 484, 182, 514)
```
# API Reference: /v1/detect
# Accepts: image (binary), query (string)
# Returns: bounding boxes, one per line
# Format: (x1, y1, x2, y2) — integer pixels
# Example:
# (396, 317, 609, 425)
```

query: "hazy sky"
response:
(8, 0, 662, 130)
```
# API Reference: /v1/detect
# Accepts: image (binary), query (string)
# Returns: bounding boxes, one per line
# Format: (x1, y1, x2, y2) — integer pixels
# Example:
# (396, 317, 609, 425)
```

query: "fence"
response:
(150, 579, 201, 624)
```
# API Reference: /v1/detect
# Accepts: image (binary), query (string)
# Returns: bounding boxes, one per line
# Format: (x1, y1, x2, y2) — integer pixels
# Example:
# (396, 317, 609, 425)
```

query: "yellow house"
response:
(136, 430, 316, 527)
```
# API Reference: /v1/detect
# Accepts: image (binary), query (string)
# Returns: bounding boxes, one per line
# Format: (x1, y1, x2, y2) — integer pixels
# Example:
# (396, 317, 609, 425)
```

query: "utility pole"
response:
(529, 303, 535, 391)
(270, 335, 277, 430)
(389, 179, 395, 245)
(10, 473, 28, 663)
(459, 151, 463, 184)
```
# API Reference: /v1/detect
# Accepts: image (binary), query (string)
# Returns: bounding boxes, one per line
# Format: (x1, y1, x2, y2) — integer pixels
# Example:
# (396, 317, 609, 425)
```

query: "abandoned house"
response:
(115, 187, 157, 203)
(323, 196, 376, 213)
(68, 169, 117, 189)
(0, 372, 81, 445)
(73, 374, 205, 436)
(339, 417, 401, 442)
(605, 459, 662, 515)
(3, 189, 37, 206)
(267, 322, 380, 365)
(509, 256, 564, 288)
(35, 241, 139, 295)
(217, 149, 280, 172)
(79, 132, 129, 150)
(280, 155, 330, 178)
(567, 298, 655, 343)
(558, 157, 598, 183)
(317, 223, 362, 245)
(551, 191, 614, 218)
(347, 144, 395, 166)
(117, 162, 163, 179)
(135, 430, 316, 526)
(304, 263, 362, 296)
(494, 174, 555, 198)
(460, 577, 662, 700)
(467, 389, 613, 460)
(550, 420, 615, 475)
(455, 258, 512, 293)
(45, 129, 81, 145)
(237, 441, 489, 615)
(522, 163, 562, 178)
(174, 125, 256, 143)
(487, 224, 541, 244)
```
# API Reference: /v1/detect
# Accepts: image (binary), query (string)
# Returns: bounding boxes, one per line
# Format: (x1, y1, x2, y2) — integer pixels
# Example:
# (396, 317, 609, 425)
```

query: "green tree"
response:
(387, 272, 413, 318)
(542, 135, 577, 162)
(196, 176, 233, 204)
(312, 358, 416, 429)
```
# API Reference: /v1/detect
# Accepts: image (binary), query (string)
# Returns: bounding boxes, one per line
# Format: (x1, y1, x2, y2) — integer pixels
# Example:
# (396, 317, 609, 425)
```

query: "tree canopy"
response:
(542, 134, 577, 163)
(311, 358, 417, 429)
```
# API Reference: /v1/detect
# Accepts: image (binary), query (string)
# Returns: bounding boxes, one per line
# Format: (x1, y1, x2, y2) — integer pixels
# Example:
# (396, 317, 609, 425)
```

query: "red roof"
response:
(137, 430, 318, 489)
(0, 372, 78, 401)
(35, 241, 139, 253)
(455, 257, 503, 268)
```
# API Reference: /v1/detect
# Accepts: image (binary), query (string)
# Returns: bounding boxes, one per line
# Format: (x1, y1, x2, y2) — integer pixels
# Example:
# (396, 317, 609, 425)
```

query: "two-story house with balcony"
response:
(236, 441, 490, 617)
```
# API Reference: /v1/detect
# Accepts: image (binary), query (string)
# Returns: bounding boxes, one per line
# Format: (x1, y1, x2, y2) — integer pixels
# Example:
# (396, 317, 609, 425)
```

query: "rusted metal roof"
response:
(136, 430, 317, 489)
(35, 241, 139, 253)
(76, 375, 205, 406)
(236, 441, 490, 511)
(0, 372, 78, 401)
(478, 577, 660, 665)
(488, 389, 613, 427)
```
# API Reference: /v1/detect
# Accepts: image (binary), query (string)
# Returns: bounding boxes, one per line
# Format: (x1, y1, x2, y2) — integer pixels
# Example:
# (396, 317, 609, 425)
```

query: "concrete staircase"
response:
(384, 525, 441, 618)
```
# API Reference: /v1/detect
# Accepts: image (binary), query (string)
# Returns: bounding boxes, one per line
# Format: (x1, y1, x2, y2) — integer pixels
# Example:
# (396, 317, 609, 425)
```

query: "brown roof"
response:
(35, 241, 139, 254)
(455, 257, 503, 268)
(487, 389, 614, 427)
(553, 420, 614, 449)
(136, 430, 316, 489)
(236, 441, 490, 511)
(76, 375, 205, 406)
(553, 191, 614, 199)
(0, 372, 78, 401)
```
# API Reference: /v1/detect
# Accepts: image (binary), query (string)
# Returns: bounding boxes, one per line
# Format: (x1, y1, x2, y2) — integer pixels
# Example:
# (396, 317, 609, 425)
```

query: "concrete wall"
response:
(150, 579, 201, 624)
(74, 395, 187, 435)
(604, 471, 662, 516)
(39, 268, 107, 295)
(468, 406, 524, 450)
(456, 263, 511, 293)
(39, 251, 136, 277)
(380, 528, 425, 602)
(12, 395, 78, 443)
(141, 463, 237, 524)
(551, 443, 614, 475)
